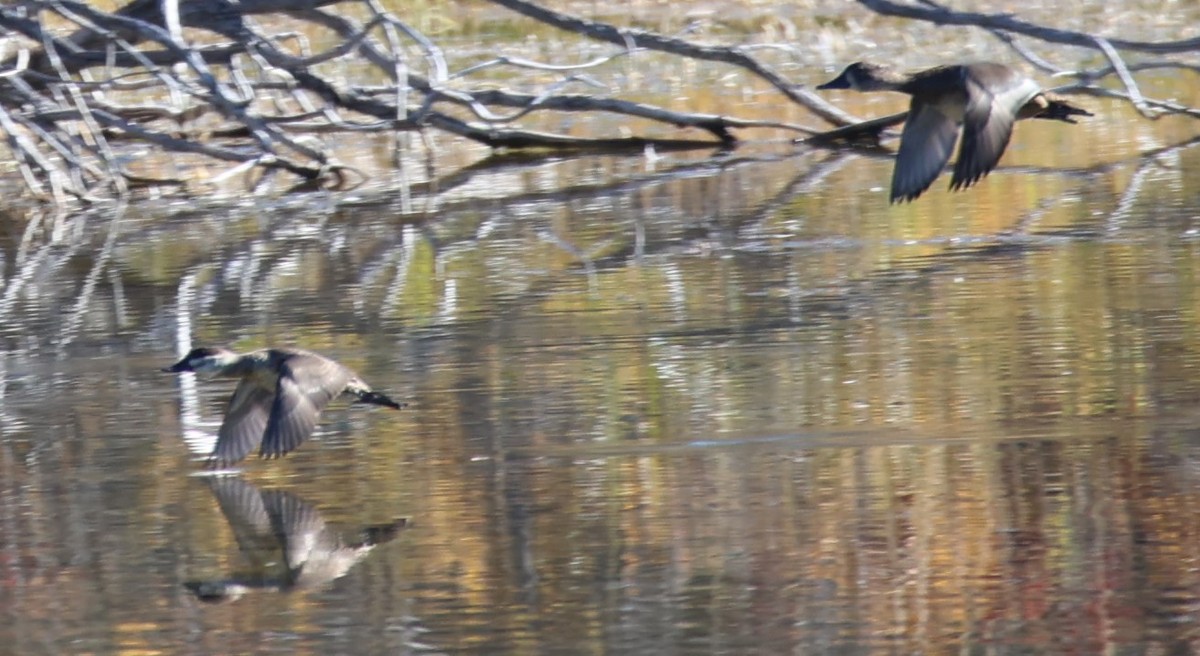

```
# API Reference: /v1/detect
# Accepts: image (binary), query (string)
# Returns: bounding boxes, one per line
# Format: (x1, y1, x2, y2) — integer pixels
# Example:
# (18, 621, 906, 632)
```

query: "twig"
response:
(486, 0, 859, 127)
(1093, 36, 1156, 119)
(857, 0, 1200, 54)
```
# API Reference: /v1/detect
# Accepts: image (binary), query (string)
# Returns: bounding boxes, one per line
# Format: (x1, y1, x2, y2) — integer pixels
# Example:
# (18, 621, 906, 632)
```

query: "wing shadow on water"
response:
(183, 476, 408, 604)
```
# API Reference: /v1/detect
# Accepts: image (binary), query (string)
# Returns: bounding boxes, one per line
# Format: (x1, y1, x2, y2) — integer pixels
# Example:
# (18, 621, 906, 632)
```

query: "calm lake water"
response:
(4, 4, 1200, 655)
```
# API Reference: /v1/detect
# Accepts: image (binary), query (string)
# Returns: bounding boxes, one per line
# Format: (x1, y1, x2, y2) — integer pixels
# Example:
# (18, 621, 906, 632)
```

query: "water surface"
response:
(4, 7, 1200, 655)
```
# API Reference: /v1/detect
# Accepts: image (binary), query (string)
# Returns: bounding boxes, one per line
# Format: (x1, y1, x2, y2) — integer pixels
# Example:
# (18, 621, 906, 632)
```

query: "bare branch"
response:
(485, 0, 859, 127)
(858, 0, 1200, 54)
(0, 0, 1192, 207)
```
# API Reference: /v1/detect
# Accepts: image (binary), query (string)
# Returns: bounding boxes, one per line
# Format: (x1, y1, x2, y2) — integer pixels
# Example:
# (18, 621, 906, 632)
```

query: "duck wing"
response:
(259, 488, 338, 582)
(206, 476, 280, 564)
(259, 353, 353, 459)
(950, 73, 1040, 191)
(891, 99, 961, 203)
(209, 377, 275, 467)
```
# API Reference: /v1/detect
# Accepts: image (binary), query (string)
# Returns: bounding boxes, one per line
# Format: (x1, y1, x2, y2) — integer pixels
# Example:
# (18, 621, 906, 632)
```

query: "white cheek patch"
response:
(190, 358, 222, 375)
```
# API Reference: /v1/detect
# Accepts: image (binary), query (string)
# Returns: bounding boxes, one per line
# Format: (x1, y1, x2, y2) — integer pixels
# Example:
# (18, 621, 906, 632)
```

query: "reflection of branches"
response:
(1104, 137, 1197, 233)
(0, 208, 88, 334)
(58, 204, 124, 346)
(3, 136, 1196, 352)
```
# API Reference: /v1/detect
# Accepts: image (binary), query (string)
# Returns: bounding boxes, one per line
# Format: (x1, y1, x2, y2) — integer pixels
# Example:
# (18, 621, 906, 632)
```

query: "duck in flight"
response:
(816, 61, 1091, 203)
(164, 346, 405, 467)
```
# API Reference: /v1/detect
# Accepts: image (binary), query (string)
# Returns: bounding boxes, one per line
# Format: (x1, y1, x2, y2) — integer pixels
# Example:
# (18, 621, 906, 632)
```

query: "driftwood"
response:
(0, 0, 1195, 205)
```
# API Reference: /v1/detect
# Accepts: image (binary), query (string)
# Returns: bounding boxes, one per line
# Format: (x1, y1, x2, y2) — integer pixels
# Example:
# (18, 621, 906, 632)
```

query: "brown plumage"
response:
(817, 61, 1091, 203)
(164, 346, 405, 467)
(184, 477, 408, 603)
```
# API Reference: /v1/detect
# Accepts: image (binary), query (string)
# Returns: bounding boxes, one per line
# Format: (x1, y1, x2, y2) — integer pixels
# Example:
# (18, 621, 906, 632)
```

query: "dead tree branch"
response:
(0, 0, 1195, 205)
(808, 0, 1199, 144)
(3, 0, 827, 204)
(859, 0, 1200, 54)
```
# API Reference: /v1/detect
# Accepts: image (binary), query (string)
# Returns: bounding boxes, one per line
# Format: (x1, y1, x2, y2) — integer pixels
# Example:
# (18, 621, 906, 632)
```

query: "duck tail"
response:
(357, 518, 410, 546)
(1036, 97, 1093, 124)
(355, 390, 406, 410)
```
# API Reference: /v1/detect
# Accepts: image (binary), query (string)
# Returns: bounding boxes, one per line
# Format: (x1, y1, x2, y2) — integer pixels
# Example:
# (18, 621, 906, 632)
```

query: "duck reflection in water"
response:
(184, 477, 408, 603)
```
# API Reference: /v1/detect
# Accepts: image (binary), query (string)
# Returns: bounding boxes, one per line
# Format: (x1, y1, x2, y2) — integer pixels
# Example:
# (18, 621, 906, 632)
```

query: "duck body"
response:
(164, 346, 404, 467)
(817, 62, 1090, 203)
(184, 477, 408, 603)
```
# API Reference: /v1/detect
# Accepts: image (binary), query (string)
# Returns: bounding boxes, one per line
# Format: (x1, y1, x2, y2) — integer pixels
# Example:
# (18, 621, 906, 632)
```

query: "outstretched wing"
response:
(951, 72, 1039, 191)
(206, 477, 279, 564)
(260, 488, 334, 572)
(210, 378, 274, 467)
(891, 100, 961, 203)
(259, 354, 352, 459)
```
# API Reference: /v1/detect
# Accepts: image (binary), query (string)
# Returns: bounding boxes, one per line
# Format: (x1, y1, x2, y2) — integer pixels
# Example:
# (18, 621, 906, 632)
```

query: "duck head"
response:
(163, 346, 238, 375)
(817, 62, 897, 91)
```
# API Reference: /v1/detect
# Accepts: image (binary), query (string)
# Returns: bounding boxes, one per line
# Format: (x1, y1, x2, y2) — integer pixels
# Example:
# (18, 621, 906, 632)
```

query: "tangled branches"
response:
(0, 0, 835, 204)
(0, 0, 1196, 206)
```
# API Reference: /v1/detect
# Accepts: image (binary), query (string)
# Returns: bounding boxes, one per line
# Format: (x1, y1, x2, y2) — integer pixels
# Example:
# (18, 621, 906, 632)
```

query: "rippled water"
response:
(4, 19, 1200, 656)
